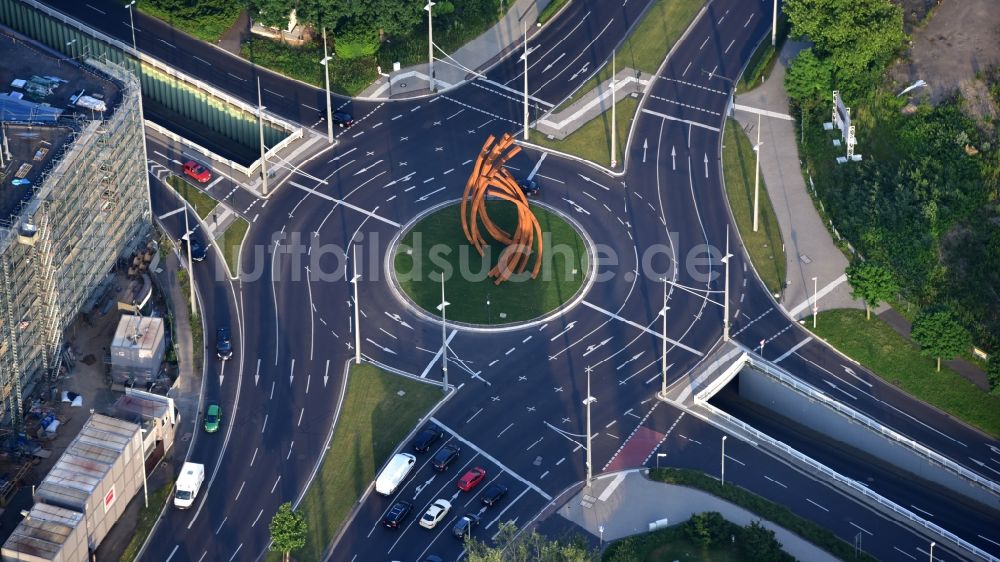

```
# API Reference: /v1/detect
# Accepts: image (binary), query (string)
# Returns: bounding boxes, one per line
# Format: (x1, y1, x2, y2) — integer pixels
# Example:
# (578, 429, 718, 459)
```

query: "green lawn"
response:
(120, 483, 174, 562)
(533, 96, 638, 169)
(811, 309, 1000, 437)
(394, 201, 587, 324)
(556, 0, 702, 110)
(293, 363, 442, 561)
(218, 217, 249, 278)
(722, 118, 786, 296)
(166, 175, 216, 220)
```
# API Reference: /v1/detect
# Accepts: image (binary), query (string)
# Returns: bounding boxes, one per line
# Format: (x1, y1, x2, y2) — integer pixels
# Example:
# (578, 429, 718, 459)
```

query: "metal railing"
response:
(709, 405, 999, 561)
(745, 355, 1000, 496)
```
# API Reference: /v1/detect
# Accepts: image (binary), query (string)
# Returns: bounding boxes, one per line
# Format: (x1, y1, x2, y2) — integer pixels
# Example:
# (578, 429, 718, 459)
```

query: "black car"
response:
(480, 483, 508, 507)
(452, 514, 480, 540)
(187, 237, 207, 262)
(519, 177, 540, 196)
(431, 444, 461, 471)
(332, 110, 353, 128)
(382, 501, 413, 529)
(216, 327, 233, 360)
(412, 426, 443, 453)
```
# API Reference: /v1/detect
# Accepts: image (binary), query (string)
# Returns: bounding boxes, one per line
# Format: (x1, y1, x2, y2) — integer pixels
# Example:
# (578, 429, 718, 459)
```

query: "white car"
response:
(419, 499, 452, 529)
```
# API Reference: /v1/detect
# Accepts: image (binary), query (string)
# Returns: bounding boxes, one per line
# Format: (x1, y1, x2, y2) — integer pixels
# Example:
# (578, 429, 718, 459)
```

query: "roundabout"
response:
(391, 199, 592, 326)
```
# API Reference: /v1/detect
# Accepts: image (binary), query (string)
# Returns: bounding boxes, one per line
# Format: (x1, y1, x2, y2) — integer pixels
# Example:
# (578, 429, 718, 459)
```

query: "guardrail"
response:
(709, 405, 999, 562)
(744, 355, 1000, 497)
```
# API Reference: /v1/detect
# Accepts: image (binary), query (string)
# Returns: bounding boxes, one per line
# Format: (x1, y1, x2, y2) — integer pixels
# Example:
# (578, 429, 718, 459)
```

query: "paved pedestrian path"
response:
(733, 41, 864, 318)
(360, 0, 552, 98)
(557, 470, 840, 562)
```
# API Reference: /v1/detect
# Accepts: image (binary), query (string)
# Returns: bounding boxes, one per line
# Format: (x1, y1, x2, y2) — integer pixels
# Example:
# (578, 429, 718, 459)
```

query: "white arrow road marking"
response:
(583, 337, 613, 357)
(413, 475, 436, 500)
(550, 321, 577, 341)
(323, 359, 330, 387)
(542, 52, 566, 73)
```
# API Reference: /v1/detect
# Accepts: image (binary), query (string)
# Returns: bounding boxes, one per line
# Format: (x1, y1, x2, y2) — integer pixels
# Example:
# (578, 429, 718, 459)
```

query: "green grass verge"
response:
(394, 202, 587, 324)
(811, 309, 1000, 437)
(533, 96, 638, 169)
(293, 363, 442, 561)
(175, 268, 203, 364)
(135, 2, 240, 43)
(218, 217, 249, 278)
(120, 482, 174, 562)
(735, 15, 789, 92)
(722, 118, 785, 296)
(538, 0, 571, 24)
(240, 38, 378, 97)
(556, 0, 702, 110)
(166, 175, 216, 220)
(649, 468, 879, 562)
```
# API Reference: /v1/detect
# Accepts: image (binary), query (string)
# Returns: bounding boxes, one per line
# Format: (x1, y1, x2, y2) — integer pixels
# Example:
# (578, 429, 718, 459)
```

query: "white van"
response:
(375, 453, 416, 496)
(174, 462, 205, 509)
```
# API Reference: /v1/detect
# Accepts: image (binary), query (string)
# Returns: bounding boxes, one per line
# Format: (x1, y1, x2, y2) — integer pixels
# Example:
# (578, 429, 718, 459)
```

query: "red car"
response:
(183, 160, 212, 183)
(457, 467, 486, 491)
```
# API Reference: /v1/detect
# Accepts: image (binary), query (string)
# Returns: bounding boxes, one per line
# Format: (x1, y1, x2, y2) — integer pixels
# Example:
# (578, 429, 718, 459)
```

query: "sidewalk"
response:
(556, 470, 839, 561)
(733, 41, 864, 319)
(360, 0, 552, 98)
(94, 250, 205, 559)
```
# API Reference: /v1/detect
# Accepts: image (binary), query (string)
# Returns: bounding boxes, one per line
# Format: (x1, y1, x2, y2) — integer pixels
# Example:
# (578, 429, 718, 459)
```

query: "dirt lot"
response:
(892, 0, 1000, 117)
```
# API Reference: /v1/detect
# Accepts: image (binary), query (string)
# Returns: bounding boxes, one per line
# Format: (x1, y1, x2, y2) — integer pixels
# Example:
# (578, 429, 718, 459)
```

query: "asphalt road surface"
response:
(33, 0, 1000, 561)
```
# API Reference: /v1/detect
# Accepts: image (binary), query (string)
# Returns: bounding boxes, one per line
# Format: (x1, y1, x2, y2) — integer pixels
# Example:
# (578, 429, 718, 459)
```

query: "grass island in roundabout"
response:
(392, 199, 590, 325)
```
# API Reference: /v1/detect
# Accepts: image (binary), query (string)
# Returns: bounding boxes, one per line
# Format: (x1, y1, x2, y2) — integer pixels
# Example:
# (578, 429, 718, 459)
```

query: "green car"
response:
(203, 404, 222, 433)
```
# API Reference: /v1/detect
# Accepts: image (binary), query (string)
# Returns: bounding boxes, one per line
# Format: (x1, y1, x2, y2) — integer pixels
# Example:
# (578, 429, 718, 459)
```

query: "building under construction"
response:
(0, 34, 150, 428)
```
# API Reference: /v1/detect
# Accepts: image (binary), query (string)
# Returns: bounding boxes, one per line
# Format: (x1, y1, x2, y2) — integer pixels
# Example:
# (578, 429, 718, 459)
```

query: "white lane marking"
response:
(805, 498, 828, 512)
(497, 423, 514, 438)
(193, 56, 211, 66)
(86, 3, 105, 13)
(486, 487, 531, 528)
(773, 337, 813, 363)
(235, 480, 246, 500)
(581, 301, 703, 356)
(289, 181, 400, 228)
(466, 408, 483, 424)
(228, 544, 243, 561)
(763, 475, 787, 488)
(849, 522, 873, 536)
(597, 472, 625, 501)
(894, 547, 917, 560)
(733, 103, 796, 121)
(431, 417, 552, 500)
(910, 505, 934, 518)
(420, 329, 458, 378)
(641, 108, 720, 132)
(978, 535, 1000, 548)
(725, 39, 735, 54)
(166, 545, 179, 562)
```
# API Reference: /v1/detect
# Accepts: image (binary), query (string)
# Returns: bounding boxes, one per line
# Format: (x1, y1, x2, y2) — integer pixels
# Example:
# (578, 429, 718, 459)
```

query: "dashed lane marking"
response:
(431, 417, 552, 500)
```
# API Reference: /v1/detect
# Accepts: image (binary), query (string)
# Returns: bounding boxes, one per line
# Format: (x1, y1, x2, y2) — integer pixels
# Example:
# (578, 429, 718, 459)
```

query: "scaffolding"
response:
(0, 57, 149, 427)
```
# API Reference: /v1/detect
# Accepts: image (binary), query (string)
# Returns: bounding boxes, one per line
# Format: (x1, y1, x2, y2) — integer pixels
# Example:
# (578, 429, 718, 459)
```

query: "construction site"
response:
(0, 25, 157, 556)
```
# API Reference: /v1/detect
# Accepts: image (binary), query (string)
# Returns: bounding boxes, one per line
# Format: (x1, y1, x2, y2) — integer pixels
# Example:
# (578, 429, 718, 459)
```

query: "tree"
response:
(911, 311, 971, 372)
(846, 261, 897, 320)
(784, 48, 833, 105)
(466, 523, 598, 562)
(784, 0, 905, 94)
(269, 502, 306, 562)
(739, 521, 784, 562)
(987, 355, 1000, 396)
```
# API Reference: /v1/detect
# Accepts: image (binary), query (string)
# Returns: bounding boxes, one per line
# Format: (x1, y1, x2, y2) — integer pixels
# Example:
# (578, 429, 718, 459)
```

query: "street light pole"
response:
(721, 435, 727, 485)
(425, 1, 436, 92)
(257, 77, 268, 196)
(183, 209, 195, 316)
(584, 365, 596, 487)
(772, 0, 778, 47)
(522, 22, 529, 140)
(659, 278, 669, 399)
(351, 245, 361, 364)
(437, 273, 450, 394)
(610, 53, 617, 168)
(752, 112, 762, 232)
(321, 28, 333, 144)
(721, 230, 733, 341)
(929, 541, 935, 562)
(125, 1, 137, 54)
(656, 452, 666, 469)
(812, 276, 818, 328)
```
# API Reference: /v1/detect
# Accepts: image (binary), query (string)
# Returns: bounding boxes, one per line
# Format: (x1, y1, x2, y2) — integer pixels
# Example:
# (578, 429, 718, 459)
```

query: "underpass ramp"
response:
(664, 340, 746, 406)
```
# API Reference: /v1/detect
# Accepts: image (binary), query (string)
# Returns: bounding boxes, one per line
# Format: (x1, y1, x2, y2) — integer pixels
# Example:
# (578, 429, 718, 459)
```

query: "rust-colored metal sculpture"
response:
(460, 133, 544, 285)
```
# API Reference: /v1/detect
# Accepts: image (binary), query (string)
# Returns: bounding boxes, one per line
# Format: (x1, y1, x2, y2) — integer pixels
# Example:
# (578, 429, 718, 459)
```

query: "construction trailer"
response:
(32, 414, 144, 551)
(1, 503, 87, 562)
(109, 315, 165, 387)
(111, 387, 177, 462)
